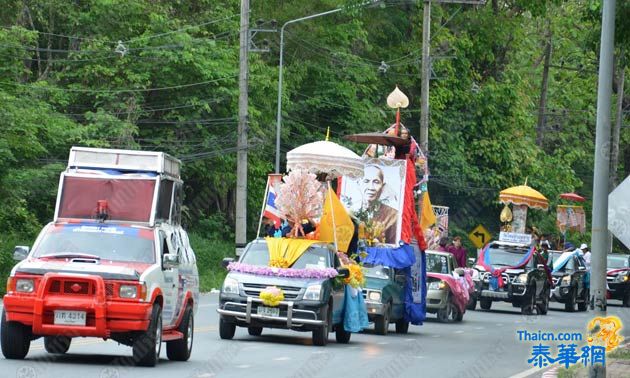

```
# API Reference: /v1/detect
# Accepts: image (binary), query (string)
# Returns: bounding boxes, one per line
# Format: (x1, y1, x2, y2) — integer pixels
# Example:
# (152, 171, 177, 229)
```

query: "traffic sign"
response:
(609, 175, 630, 249)
(468, 224, 491, 249)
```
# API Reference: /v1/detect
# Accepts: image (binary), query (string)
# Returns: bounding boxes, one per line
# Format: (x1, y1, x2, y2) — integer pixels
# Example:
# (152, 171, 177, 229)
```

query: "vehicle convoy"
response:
(606, 254, 630, 307)
(425, 250, 471, 322)
(362, 264, 408, 335)
(217, 238, 353, 346)
(472, 241, 551, 315)
(548, 250, 589, 312)
(1, 147, 199, 367)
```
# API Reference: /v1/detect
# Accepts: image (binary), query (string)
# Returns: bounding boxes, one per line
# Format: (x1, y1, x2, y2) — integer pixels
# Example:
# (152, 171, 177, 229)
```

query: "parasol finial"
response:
(325, 127, 330, 141)
(524, 177, 528, 186)
(387, 86, 409, 136)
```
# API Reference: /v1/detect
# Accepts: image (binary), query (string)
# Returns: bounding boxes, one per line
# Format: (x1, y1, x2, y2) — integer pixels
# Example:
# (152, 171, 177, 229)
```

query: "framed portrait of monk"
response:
(340, 158, 407, 246)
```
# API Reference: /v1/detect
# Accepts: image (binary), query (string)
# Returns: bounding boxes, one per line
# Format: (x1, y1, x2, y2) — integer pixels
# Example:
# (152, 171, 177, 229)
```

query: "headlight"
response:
(304, 284, 322, 300)
(517, 274, 528, 284)
(615, 273, 629, 283)
(119, 284, 138, 299)
(471, 270, 480, 280)
(222, 277, 239, 294)
(428, 281, 446, 290)
(368, 290, 382, 302)
(16, 278, 34, 293)
(561, 275, 571, 285)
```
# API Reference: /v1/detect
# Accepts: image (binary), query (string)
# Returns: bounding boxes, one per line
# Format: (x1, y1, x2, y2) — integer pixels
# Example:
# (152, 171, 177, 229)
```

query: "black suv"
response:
(473, 241, 551, 315)
(606, 254, 630, 307)
(548, 251, 589, 312)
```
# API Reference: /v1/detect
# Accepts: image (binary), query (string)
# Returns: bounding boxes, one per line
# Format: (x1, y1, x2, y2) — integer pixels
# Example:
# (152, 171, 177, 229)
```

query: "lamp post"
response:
(274, 8, 343, 173)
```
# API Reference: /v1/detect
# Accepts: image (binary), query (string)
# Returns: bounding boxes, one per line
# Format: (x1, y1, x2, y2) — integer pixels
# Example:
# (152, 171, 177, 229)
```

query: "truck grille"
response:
(47, 279, 95, 295)
(241, 283, 302, 300)
(482, 272, 513, 284)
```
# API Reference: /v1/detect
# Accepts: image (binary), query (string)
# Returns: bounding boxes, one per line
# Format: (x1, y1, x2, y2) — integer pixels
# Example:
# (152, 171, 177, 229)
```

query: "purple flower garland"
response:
(227, 262, 338, 279)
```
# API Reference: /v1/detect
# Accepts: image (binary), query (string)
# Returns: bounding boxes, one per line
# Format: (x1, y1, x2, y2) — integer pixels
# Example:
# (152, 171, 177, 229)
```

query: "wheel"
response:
(622, 290, 630, 308)
(335, 326, 351, 344)
(537, 285, 550, 315)
(44, 336, 71, 354)
(437, 299, 454, 323)
(466, 296, 477, 311)
(374, 305, 390, 335)
(521, 284, 537, 315)
(578, 289, 589, 312)
(219, 317, 236, 340)
(247, 327, 263, 336)
(454, 306, 464, 322)
(564, 287, 577, 312)
(133, 303, 162, 367)
(312, 305, 329, 346)
(1, 310, 31, 359)
(166, 305, 194, 361)
(480, 298, 492, 310)
(395, 319, 409, 334)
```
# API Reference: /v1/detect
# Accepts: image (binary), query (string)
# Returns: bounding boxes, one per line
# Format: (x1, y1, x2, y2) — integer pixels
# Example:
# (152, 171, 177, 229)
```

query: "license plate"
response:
(257, 306, 280, 317)
(54, 310, 86, 326)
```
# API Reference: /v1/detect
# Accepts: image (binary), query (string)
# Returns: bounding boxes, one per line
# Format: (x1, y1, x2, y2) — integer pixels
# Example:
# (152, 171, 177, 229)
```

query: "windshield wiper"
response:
(40, 252, 101, 260)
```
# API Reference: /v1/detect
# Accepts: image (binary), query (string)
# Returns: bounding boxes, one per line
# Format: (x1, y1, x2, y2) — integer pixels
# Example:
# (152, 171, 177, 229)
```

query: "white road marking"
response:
(405, 338, 416, 342)
(377, 341, 389, 345)
(414, 356, 425, 359)
(235, 365, 251, 369)
(496, 323, 504, 326)
(454, 330, 464, 334)
(273, 357, 291, 361)
(432, 334, 440, 338)
(474, 326, 485, 330)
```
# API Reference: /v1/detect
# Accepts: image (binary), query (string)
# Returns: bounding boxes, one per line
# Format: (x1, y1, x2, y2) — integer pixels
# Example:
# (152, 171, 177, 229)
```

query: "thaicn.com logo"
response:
(517, 316, 624, 370)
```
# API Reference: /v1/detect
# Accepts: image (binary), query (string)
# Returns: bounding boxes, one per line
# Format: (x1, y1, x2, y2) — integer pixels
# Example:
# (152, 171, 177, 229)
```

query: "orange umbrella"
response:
(499, 185, 548, 211)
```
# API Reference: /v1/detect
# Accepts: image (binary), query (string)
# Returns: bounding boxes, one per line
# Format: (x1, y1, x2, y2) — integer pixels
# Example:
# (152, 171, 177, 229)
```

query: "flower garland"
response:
(344, 264, 366, 288)
(259, 286, 284, 307)
(227, 262, 338, 279)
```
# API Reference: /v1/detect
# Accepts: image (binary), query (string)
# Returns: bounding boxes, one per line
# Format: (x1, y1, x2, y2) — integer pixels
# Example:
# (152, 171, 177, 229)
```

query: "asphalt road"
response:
(2, 294, 629, 378)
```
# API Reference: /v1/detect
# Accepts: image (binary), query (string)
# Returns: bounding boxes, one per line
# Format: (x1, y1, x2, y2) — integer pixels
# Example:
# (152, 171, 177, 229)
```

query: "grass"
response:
(608, 345, 630, 360)
(557, 365, 583, 378)
(0, 232, 234, 296)
(557, 345, 630, 378)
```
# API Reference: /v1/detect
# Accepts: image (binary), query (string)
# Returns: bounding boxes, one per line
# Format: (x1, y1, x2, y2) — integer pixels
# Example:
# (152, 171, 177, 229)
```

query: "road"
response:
(2, 294, 629, 378)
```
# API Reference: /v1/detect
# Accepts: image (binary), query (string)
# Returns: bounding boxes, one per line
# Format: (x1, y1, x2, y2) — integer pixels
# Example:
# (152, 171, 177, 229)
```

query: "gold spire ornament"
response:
(500, 205, 513, 223)
(386, 86, 409, 136)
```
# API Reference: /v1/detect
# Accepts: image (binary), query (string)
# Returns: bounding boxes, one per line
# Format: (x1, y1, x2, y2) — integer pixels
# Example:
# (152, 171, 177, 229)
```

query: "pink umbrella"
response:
(560, 192, 586, 202)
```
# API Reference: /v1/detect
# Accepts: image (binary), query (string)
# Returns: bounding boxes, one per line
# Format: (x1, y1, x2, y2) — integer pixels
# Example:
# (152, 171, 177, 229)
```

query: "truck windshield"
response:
(33, 224, 155, 264)
(607, 256, 629, 269)
(364, 265, 390, 279)
(240, 243, 331, 269)
(486, 247, 529, 267)
(426, 253, 450, 274)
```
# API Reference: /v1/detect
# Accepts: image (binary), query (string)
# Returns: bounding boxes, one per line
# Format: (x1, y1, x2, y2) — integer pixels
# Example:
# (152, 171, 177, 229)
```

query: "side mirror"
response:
(13, 246, 30, 261)
(454, 268, 465, 276)
(337, 267, 350, 279)
(162, 253, 180, 269)
(537, 264, 545, 270)
(221, 257, 235, 269)
(578, 266, 586, 271)
(467, 258, 475, 266)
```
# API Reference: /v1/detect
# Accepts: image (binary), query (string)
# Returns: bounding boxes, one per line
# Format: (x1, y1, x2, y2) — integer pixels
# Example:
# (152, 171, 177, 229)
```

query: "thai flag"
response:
(263, 174, 284, 227)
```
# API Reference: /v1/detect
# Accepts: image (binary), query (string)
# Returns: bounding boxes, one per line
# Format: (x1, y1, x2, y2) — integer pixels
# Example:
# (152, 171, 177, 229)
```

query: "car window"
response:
(239, 243, 270, 266)
(292, 247, 331, 269)
(427, 253, 449, 274)
(607, 256, 629, 269)
(486, 247, 529, 267)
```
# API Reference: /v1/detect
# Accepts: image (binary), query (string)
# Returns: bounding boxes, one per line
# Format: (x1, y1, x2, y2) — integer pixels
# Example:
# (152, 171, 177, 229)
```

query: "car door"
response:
(159, 229, 180, 327)
(574, 255, 587, 297)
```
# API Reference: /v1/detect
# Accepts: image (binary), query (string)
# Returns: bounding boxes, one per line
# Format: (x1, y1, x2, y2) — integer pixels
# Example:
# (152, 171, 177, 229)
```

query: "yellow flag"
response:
(319, 188, 355, 252)
(420, 191, 437, 231)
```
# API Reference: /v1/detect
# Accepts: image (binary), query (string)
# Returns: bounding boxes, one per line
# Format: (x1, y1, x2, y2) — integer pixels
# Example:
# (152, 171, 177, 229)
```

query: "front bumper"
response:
(4, 273, 152, 338)
(478, 282, 527, 301)
(551, 285, 572, 303)
(607, 282, 629, 300)
(426, 289, 448, 311)
(217, 295, 325, 329)
(365, 300, 386, 317)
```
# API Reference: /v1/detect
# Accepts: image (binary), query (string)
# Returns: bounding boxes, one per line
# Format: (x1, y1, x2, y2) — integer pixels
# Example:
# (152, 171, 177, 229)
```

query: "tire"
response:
(622, 290, 630, 308)
(374, 305, 390, 335)
(537, 285, 550, 315)
(219, 317, 236, 340)
(466, 296, 477, 311)
(335, 326, 351, 344)
(247, 327, 263, 336)
(1, 310, 31, 360)
(578, 289, 589, 312)
(437, 298, 454, 323)
(564, 287, 577, 312)
(521, 284, 537, 315)
(480, 298, 492, 310)
(166, 305, 194, 361)
(133, 304, 162, 367)
(312, 305, 329, 346)
(44, 336, 71, 354)
(395, 319, 409, 334)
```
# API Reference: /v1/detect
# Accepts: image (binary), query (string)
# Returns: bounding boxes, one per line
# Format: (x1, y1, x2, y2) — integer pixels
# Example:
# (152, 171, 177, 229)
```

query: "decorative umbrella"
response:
(499, 185, 549, 211)
(560, 192, 586, 202)
(286, 140, 364, 179)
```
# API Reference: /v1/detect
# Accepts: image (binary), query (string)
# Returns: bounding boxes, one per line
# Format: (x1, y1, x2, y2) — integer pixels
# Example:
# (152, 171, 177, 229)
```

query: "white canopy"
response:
(286, 140, 364, 179)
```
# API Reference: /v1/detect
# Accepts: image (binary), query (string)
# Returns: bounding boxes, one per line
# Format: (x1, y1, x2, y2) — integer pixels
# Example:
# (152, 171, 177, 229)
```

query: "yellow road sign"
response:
(468, 224, 491, 249)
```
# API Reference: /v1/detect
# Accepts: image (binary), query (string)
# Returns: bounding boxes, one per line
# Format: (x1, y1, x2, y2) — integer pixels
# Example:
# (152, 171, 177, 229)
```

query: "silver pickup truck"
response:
(217, 238, 351, 346)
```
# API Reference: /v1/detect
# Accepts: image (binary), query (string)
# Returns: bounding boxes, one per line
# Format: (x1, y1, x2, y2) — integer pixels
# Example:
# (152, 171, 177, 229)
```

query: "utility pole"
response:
(610, 63, 625, 190)
(590, 1, 615, 377)
(235, 0, 249, 255)
(536, 28, 552, 147)
(419, 0, 431, 153)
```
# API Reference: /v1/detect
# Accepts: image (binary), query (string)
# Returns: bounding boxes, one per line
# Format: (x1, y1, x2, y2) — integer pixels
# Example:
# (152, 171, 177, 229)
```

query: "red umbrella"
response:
(560, 192, 586, 202)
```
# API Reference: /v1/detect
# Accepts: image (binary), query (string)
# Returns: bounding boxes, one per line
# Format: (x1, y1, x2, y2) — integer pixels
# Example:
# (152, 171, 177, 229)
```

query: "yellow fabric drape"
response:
(265, 237, 319, 268)
(318, 188, 355, 252)
(420, 191, 437, 231)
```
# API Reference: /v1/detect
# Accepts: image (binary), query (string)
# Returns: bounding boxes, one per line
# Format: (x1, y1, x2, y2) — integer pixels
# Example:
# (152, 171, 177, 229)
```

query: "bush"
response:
(189, 232, 235, 292)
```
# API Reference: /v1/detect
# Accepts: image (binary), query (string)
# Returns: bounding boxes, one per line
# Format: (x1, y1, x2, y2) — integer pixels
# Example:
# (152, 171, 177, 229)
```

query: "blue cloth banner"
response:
(343, 285, 369, 332)
(363, 243, 416, 269)
(405, 247, 427, 325)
